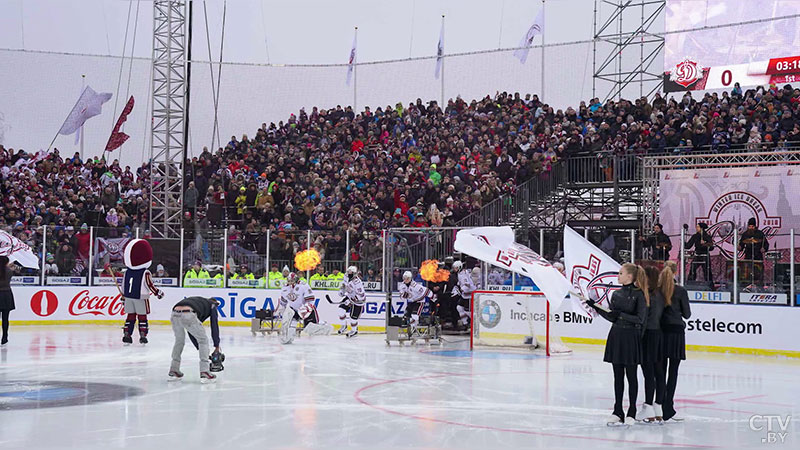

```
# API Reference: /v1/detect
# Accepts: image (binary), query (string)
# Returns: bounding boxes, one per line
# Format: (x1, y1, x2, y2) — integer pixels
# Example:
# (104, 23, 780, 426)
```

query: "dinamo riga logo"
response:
(478, 299, 502, 329)
(671, 58, 700, 88)
(569, 254, 620, 309)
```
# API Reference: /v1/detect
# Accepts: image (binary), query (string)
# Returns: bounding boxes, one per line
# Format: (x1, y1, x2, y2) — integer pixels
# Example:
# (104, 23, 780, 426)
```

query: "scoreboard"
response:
(664, 55, 800, 93)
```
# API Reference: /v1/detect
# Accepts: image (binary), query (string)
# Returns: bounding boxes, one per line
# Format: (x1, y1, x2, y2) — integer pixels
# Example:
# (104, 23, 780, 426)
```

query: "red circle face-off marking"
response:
(31, 290, 59, 317)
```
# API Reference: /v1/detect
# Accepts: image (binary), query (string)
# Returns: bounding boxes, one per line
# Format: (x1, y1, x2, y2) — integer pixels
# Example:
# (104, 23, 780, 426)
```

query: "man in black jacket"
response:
(738, 218, 769, 286)
(169, 296, 222, 383)
(685, 223, 713, 286)
(640, 223, 672, 261)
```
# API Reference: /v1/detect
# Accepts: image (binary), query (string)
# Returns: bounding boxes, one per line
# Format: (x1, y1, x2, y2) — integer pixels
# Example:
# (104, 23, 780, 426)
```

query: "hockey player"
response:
(277, 272, 331, 344)
(399, 271, 432, 335)
(452, 261, 476, 329)
(122, 239, 164, 345)
(338, 266, 366, 338)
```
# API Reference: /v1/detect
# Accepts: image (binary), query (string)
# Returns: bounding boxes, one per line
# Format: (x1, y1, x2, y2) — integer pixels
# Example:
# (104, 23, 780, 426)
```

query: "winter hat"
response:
(747, 218, 757, 227)
(123, 239, 153, 270)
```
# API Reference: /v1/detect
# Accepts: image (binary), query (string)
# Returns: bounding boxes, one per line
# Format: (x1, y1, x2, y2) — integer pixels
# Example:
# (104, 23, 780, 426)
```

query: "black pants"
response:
(612, 364, 638, 419)
(690, 255, 712, 284)
(662, 358, 682, 420)
(642, 359, 666, 406)
(1, 310, 9, 341)
(439, 294, 459, 325)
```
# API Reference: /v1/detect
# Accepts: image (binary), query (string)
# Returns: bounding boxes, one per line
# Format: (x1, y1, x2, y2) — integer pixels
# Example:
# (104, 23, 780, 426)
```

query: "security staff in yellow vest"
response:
(309, 266, 327, 288)
(327, 268, 344, 289)
(267, 264, 285, 288)
(184, 261, 211, 286)
(212, 267, 225, 287)
(230, 264, 255, 280)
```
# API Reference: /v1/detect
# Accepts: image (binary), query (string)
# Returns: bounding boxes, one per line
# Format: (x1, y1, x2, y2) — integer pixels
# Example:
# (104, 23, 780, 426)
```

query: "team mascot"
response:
(122, 239, 164, 345)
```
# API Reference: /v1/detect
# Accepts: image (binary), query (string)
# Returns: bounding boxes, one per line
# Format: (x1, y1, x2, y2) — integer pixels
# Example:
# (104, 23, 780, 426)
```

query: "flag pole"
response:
(353, 27, 358, 112)
(540, 0, 545, 101)
(498, 0, 505, 48)
(80, 74, 86, 160)
(440, 15, 445, 108)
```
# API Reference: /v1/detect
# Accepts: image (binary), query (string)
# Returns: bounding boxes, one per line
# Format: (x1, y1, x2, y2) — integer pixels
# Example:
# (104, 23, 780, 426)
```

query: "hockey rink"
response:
(1, 326, 798, 449)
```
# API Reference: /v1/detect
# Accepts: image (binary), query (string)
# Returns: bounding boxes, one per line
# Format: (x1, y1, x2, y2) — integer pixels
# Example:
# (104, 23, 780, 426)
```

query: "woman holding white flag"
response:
(586, 263, 648, 426)
(0, 256, 16, 346)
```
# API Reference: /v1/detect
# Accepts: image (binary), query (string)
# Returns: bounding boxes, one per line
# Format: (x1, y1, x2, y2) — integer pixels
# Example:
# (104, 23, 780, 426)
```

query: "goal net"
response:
(470, 290, 572, 356)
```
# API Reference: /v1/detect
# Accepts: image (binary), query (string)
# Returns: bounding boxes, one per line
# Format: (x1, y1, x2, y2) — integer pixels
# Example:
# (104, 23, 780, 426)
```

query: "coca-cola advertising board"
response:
(12, 287, 402, 328)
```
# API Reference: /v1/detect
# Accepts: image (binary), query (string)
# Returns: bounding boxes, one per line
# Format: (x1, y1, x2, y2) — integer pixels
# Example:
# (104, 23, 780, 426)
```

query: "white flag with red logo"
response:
(0, 230, 40, 269)
(564, 226, 621, 317)
(454, 226, 570, 311)
(346, 30, 357, 86)
(57, 86, 113, 136)
(513, 6, 544, 64)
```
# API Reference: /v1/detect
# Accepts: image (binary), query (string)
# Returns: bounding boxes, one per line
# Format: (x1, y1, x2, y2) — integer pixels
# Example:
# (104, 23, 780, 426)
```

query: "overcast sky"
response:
(0, 0, 666, 166)
(0, 0, 632, 65)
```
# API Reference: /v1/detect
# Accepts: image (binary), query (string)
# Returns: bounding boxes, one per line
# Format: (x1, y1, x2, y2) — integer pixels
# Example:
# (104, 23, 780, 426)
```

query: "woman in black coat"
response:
(661, 261, 691, 422)
(640, 266, 666, 423)
(0, 256, 16, 346)
(587, 263, 648, 426)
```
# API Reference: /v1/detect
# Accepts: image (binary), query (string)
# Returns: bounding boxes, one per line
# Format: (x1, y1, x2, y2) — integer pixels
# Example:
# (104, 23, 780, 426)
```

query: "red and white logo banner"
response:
(454, 226, 571, 311)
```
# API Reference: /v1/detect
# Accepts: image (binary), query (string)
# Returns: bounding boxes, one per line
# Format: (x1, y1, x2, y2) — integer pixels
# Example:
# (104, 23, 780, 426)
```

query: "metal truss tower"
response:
(593, 0, 666, 102)
(149, 0, 188, 238)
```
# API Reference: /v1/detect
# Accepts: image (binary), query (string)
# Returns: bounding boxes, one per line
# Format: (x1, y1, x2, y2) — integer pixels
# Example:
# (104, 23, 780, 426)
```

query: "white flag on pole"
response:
(346, 30, 357, 86)
(0, 230, 40, 269)
(454, 226, 571, 311)
(563, 226, 621, 317)
(513, 6, 544, 64)
(435, 17, 444, 79)
(57, 86, 112, 136)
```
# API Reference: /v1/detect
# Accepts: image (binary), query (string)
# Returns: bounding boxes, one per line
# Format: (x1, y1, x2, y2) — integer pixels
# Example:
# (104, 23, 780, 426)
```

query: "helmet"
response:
(346, 266, 358, 275)
(287, 272, 299, 285)
(402, 270, 413, 281)
(452, 261, 463, 271)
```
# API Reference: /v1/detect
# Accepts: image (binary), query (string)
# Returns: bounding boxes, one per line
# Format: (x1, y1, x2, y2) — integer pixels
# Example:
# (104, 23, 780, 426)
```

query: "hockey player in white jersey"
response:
(452, 261, 476, 328)
(398, 271, 432, 335)
(277, 272, 331, 344)
(337, 266, 366, 338)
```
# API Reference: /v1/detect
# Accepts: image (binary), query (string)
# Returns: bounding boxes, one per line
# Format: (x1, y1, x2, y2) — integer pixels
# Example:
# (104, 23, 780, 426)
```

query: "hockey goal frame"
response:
(470, 290, 562, 356)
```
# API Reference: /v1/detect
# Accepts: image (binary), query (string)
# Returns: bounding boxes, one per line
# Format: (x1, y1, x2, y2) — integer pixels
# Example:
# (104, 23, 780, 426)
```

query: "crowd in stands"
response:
(3, 82, 800, 276)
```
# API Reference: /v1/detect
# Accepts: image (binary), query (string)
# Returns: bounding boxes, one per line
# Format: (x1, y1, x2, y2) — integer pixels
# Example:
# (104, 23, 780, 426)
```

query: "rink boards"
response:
(8, 286, 800, 357)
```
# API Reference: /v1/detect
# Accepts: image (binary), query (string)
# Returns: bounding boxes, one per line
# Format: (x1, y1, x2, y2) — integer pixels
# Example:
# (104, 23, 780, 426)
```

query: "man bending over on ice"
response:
(338, 266, 366, 338)
(277, 272, 332, 344)
(452, 261, 476, 329)
(122, 239, 164, 345)
(169, 296, 222, 383)
(399, 271, 432, 335)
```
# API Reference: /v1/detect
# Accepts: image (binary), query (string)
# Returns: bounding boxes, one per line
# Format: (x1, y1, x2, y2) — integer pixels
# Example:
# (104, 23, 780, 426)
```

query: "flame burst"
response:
(420, 259, 450, 282)
(295, 249, 321, 271)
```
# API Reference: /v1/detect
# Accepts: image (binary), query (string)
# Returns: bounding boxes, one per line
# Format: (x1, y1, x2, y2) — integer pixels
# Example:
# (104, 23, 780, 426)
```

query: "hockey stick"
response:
(104, 263, 124, 296)
(325, 294, 344, 305)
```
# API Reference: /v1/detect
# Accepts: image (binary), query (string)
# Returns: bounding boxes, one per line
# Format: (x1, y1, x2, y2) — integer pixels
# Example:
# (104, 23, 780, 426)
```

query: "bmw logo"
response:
(478, 299, 502, 329)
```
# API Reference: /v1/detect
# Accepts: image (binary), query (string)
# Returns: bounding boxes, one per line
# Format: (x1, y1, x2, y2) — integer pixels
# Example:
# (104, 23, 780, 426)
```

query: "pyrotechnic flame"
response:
(295, 249, 321, 271)
(420, 259, 450, 282)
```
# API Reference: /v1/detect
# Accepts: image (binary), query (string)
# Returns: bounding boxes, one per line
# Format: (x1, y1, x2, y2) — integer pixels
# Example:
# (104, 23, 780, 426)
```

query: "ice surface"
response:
(0, 325, 798, 449)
